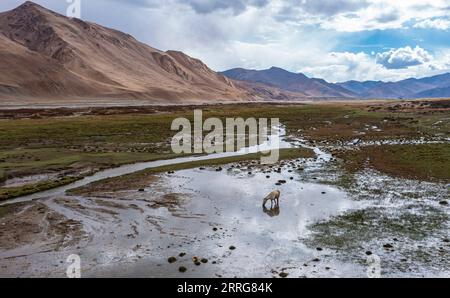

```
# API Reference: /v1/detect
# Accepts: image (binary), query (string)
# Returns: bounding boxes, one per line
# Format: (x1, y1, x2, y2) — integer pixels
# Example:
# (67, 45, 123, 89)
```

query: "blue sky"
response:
(1, 0, 450, 82)
(336, 28, 450, 53)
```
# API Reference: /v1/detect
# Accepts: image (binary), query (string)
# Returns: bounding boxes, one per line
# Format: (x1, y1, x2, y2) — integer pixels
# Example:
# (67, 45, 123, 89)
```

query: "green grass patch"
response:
(308, 206, 448, 251)
(337, 143, 450, 183)
(0, 176, 80, 201)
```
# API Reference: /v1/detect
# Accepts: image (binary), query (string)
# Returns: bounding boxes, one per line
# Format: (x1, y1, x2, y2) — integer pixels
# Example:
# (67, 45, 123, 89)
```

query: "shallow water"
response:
(71, 165, 363, 278)
(2, 173, 58, 188)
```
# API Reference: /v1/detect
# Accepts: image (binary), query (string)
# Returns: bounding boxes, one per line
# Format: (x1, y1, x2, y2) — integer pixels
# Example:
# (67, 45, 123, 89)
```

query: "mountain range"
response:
(222, 67, 450, 99)
(221, 67, 356, 98)
(0, 1, 450, 104)
(337, 73, 450, 99)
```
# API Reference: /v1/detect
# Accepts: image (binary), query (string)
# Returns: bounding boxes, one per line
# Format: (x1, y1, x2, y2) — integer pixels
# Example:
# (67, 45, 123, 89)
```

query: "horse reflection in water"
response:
(263, 205, 280, 217)
(262, 190, 281, 217)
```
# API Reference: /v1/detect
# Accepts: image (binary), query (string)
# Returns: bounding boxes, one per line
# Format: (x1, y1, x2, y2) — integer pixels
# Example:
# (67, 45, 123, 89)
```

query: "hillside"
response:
(221, 67, 356, 98)
(0, 1, 252, 104)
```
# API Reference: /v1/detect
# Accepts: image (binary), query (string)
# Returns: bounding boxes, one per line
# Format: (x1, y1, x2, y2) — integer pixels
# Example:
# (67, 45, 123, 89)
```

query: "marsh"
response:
(0, 101, 449, 278)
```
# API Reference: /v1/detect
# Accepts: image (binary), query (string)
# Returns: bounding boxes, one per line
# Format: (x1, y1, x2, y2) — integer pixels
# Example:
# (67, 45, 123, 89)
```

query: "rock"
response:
(266, 176, 270, 179)
(312, 258, 320, 262)
(351, 139, 362, 145)
(229, 246, 236, 250)
(290, 177, 294, 180)
(179, 253, 186, 257)
(316, 247, 323, 251)
(192, 257, 199, 263)
(275, 183, 282, 186)
(439, 201, 448, 206)
(365, 251, 373, 256)
(278, 180, 287, 184)
(179, 266, 187, 273)
(383, 244, 393, 249)
(443, 239, 449, 243)
(201, 258, 208, 264)
(195, 261, 201, 266)
(216, 167, 223, 172)
(138, 188, 145, 192)
(213, 227, 218, 231)
(321, 192, 326, 195)
(279, 272, 289, 278)
(168, 257, 177, 264)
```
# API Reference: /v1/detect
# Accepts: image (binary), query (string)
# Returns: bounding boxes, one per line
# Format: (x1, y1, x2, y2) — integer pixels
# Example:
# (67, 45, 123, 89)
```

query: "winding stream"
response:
(1, 126, 299, 206)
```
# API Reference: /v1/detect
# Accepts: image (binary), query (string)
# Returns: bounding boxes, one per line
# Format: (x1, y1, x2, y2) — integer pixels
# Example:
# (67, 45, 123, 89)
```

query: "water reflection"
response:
(263, 206, 280, 217)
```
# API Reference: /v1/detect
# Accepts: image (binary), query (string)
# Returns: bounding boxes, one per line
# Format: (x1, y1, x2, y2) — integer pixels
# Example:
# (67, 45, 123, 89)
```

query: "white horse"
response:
(262, 190, 281, 208)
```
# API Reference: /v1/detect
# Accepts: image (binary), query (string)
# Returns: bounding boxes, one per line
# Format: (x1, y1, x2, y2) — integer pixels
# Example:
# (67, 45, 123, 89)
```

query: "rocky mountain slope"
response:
(221, 67, 356, 98)
(0, 1, 252, 103)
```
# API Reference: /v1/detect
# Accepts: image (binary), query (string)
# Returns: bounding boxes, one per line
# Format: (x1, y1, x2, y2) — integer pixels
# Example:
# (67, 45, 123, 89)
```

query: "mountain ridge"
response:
(221, 67, 356, 98)
(222, 66, 450, 99)
(0, 1, 254, 103)
(337, 72, 450, 99)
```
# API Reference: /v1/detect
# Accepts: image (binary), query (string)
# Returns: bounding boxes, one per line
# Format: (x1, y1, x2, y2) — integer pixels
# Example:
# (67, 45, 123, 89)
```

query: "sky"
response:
(1, 0, 450, 82)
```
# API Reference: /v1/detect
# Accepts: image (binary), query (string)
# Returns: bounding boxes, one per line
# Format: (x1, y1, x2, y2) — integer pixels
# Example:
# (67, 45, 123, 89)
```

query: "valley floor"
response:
(0, 100, 448, 277)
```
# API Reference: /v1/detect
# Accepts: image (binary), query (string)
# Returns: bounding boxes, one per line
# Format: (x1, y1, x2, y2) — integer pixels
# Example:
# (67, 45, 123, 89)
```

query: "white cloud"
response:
(295, 49, 450, 83)
(295, 0, 370, 16)
(185, 0, 269, 15)
(1, 0, 450, 82)
(375, 46, 432, 69)
(414, 18, 450, 30)
(276, 0, 450, 32)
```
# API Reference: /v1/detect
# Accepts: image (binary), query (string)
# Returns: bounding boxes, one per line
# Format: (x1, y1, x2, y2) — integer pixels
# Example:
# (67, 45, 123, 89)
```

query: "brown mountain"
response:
(0, 1, 252, 104)
(221, 67, 356, 98)
(338, 73, 450, 99)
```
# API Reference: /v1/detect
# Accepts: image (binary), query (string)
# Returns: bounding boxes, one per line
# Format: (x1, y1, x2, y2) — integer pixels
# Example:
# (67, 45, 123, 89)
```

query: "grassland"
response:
(336, 144, 450, 183)
(0, 112, 191, 200)
(0, 176, 79, 201)
(0, 99, 449, 201)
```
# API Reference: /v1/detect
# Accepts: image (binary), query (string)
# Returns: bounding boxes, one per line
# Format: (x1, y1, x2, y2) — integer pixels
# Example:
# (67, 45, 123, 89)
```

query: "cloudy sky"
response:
(1, 0, 450, 82)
